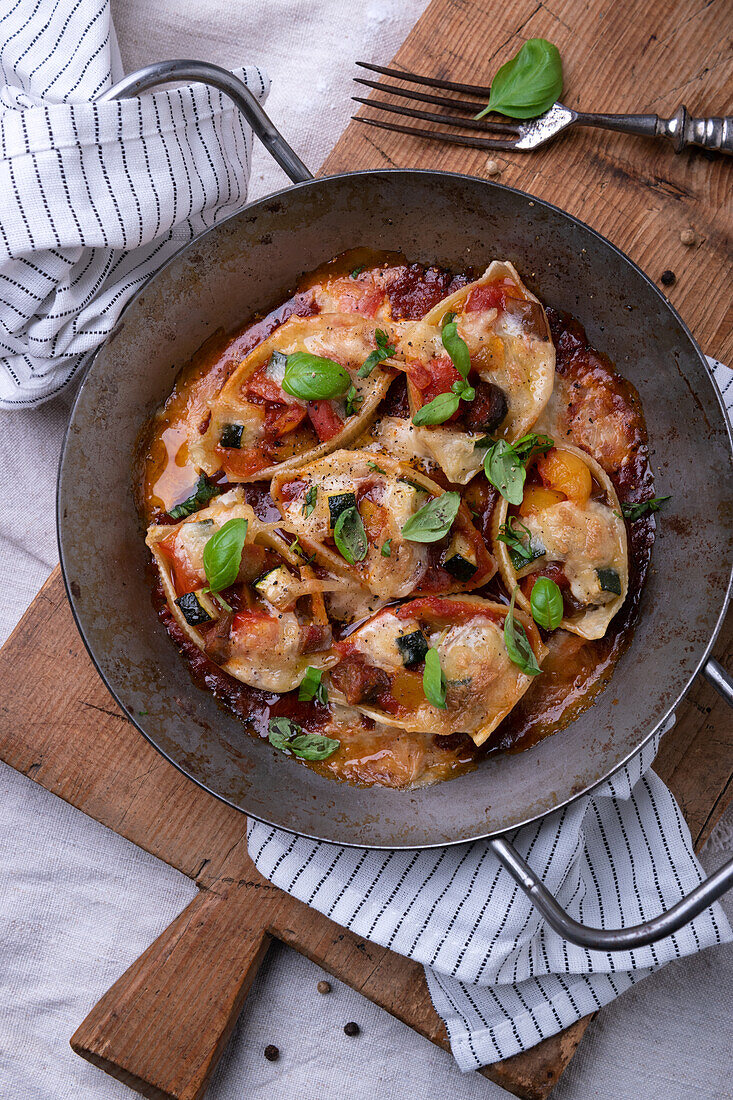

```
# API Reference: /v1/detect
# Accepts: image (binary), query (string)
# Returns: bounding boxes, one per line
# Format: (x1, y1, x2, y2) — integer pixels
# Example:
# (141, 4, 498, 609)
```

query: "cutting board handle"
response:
(71, 878, 270, 1100)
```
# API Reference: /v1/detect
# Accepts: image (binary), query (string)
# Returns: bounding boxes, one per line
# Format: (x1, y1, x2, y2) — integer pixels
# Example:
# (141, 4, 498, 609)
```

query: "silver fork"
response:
(353, 61, 733, 155)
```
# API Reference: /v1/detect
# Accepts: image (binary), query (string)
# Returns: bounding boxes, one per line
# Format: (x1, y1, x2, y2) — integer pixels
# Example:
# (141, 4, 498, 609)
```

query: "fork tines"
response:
(352, 61, 520, 150)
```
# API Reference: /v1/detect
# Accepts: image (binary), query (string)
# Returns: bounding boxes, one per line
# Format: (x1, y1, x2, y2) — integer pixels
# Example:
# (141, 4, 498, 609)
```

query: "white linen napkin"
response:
(0, 0, 269, 408)
(248, 361, 733, 1073)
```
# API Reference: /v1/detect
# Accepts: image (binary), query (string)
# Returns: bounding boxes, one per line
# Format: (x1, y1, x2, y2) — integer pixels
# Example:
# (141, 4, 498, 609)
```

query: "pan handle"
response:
(491, 656, 733, 950)
(98, 59, 314, 185)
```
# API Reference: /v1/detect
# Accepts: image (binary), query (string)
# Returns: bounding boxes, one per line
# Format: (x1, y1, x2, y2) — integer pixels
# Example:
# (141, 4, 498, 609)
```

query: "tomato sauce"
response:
(137, 251, 655, 788)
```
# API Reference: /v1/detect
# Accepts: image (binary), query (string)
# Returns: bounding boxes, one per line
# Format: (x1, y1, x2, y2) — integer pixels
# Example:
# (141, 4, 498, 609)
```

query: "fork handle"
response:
(576, 105, 733, 154)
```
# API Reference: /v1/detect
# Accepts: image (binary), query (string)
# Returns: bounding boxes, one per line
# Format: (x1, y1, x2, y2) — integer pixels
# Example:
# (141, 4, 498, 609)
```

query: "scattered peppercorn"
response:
(680, 227, 697, 246)
(344, 1022, 360, 1037)
(317, 980, 332, 994)
(484, 157, 502, 177)
(660, 270, 676, 286)
(264, 1045, 280, 1062)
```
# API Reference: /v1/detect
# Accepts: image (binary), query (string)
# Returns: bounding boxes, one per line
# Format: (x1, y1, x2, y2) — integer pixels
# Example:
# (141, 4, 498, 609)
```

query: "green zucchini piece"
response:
(254, 565, 295, 608)
(220, 423, 244, 449)
(328, 492, 357, 529)
(440, 534, 478, 581)
(396, 629, 429, 668)
(596, 567, 622, 595)
(175, 591, 213, 626)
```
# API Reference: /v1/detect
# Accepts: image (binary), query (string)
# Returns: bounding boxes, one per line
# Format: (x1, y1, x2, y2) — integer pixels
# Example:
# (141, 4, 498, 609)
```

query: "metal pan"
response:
(57, 62, 733, 948)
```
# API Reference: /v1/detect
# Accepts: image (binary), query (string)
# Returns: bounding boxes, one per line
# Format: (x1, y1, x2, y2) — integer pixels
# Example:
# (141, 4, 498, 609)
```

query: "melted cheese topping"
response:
(522, 500, 626, 606)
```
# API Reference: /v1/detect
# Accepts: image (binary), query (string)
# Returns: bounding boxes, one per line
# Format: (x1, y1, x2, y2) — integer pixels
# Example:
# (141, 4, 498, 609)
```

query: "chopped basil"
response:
(333, 505, 368, 564)
(381, 538, 392, 557)
(350, 265, 367, 279)
(345, 384, 363, 417)
(475, 39, 562, 121)
(267, 717, 339, 760)
(367, 461, 387, 474)
(302, 484, 318, 518)
(401, 491, 461, 543)
(441, 311, 471, 379)
(497, 518, 546, 571)
(219, 423, 244, 449)
(412, 390, 460, 426)
(174, 591, 212, 626)
(168, 473, 220, 520)
(202, 518, 247, 593)
(298, 666, 328, 704)
(529, 577, 563, 630)
(621, 495, 671, 521)
(397, 629, 429, 668)
(357, 328, 395, 378)
(281, 351, 350, 401)
(289, 537, 315, 564)
(504, 589, 542, 676)
(423, 647, 447, 709)
(596, 567, 622, 595)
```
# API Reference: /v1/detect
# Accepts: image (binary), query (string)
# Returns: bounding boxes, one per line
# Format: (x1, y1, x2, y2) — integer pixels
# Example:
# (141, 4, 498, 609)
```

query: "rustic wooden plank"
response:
(0, 0, 730, 1096)
(324, 0, 733, 362)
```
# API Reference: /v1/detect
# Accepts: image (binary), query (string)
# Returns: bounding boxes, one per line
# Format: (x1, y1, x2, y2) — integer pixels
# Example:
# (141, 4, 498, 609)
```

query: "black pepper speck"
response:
(264, 1045, 279, 1062)
(344, 1022, 360, 1036)
(660, 270, 676, 286)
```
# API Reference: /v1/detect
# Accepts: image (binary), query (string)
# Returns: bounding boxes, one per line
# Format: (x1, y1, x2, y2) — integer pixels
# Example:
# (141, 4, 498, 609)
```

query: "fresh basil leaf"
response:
(289, 537, 316, 564)
(504, 589, 542, 676)
(298, 666, 328, 704)
(423, 647, 447, 709)
(476, 39, 563, 121)
(350, 265, 366, 278)
(333, 505, 368, 564)
(484, 439, 526, 505)
(381, 538, 392, 557)
(281, 351, 350, 401)
(412, 390, 460, 426)
(511, 432, 555, 461)
(357, 328, 396, 378)
(497, 518, 546, 571)
(621, 495, 671, 521)
(529, 577, 563, 630)
(268, 717, 339, 760)
(202, 518, 247, 593)
(368, 461, 387, 474)
(401, 491, 461, 543)
(168, 473, 220, 520)
(302, 484, 318, 518)
(345, 384, 363, 417)
(441, 312, 471, 379)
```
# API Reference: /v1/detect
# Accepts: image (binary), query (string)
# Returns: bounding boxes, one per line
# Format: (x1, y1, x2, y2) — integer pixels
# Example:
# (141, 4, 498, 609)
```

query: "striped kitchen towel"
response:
(250, 358, 733, 1070)
(0, 0, 268, 407)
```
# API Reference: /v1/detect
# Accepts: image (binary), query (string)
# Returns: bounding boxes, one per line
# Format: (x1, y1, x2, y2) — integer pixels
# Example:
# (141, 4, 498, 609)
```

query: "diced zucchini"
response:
(220, 423, 244, 449)
(175, 591, 213, 626)
(328, 492, 357, 528)
(440, 534, 478, 581)
(596, 567, 622, 595)
(396, 629, 429, 667)
(254, 565, 299, 610)
(509, 538, 545, 573)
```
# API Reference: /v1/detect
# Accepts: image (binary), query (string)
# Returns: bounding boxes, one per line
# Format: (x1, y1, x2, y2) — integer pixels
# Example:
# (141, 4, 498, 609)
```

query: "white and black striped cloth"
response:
(250, 366, 733, 1072)
(0, 0, 268, 407)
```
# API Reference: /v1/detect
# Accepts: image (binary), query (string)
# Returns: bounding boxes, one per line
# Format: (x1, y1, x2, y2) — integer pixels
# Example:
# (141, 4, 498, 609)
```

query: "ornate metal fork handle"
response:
(576, 105, 733, 153)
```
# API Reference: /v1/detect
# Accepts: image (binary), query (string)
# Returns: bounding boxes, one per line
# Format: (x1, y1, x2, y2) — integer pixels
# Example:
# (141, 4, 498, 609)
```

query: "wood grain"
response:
(1, 0, 731, 1096)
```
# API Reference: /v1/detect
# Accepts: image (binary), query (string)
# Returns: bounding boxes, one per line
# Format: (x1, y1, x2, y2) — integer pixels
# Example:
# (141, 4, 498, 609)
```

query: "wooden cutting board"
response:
(0, 1, 731, 1098)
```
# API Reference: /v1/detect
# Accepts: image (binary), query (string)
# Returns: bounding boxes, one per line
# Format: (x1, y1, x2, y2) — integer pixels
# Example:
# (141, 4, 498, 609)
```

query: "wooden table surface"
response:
(0, 1, 731, 1098)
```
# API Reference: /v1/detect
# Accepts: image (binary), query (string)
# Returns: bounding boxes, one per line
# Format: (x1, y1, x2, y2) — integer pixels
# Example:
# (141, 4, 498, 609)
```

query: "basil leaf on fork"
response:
(475, 39, 563, 121)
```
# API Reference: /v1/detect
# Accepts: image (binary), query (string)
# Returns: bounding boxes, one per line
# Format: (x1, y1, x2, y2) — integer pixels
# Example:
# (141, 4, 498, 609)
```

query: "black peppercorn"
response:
(317, 980, 332, 994)
(344, 1022, 360, 1036)
(660, 270, 676, 286)
(264, 1044, 279, 1062)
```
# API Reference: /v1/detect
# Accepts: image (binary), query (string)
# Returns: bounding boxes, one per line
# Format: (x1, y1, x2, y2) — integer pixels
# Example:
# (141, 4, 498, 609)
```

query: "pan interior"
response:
(58, 171, 732, 848)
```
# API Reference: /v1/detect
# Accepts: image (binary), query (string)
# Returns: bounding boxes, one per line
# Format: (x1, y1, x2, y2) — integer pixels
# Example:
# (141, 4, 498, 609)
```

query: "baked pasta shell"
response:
(492, 443, 629, 641)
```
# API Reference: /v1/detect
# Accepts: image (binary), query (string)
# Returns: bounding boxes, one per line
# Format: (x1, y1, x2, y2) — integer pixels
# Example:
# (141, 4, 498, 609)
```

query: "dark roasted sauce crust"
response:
(140, 256, 655, 787)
